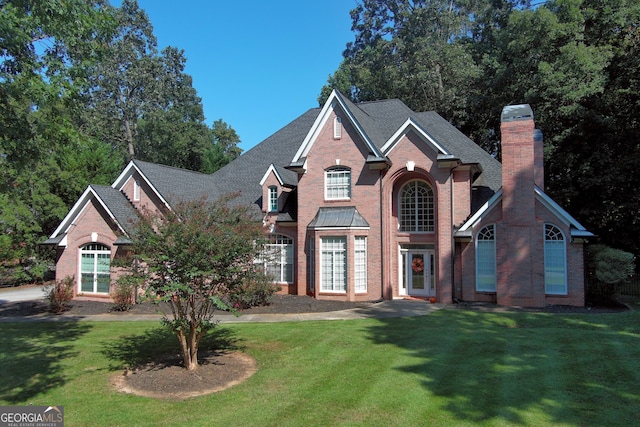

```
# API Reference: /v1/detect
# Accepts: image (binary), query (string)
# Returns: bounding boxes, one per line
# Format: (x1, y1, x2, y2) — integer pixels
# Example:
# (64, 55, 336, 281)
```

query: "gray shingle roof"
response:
(132, 97, 501, 219)
(132, 160, 218, 204)
(208, 108, 320, 209)
(90, 184, 139, 235)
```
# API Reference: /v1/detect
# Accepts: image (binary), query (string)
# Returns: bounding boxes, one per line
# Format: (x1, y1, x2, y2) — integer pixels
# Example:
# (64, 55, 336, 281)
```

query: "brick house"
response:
(44, 90, 592, 307)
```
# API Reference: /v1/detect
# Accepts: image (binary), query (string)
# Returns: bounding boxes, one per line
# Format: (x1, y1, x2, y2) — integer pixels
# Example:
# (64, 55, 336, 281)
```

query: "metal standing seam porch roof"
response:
(307, 207, 370, 229)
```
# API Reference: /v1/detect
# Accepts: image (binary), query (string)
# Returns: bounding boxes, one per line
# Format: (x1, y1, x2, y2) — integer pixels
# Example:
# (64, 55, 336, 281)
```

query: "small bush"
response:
(112, 273, 142, 311)
(587, 244, 636, 302)
(227, 272, 280, 309)
(45, 276, 75, 313)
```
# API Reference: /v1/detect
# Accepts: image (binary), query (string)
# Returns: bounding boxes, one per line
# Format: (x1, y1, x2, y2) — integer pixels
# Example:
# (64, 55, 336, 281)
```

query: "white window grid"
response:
(544, 224, 567, 294)
(476, 225, 496, 292)
(354, 237, 367, 293)
(320, 237, 347, 292)
(399, 180, 434, 232)
(259, 234, 293, 283)
(325, 168, 351, 200)
(268, 186, 278, 212)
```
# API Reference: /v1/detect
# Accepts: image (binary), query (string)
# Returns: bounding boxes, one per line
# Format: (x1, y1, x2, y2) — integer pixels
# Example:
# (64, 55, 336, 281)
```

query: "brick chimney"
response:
(500, 104, 537, 226)
(497, 104, 545, 307)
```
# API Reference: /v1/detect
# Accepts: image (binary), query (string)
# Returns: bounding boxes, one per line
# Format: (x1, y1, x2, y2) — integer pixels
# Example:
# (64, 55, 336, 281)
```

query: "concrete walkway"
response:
(0, 299, 441, 323)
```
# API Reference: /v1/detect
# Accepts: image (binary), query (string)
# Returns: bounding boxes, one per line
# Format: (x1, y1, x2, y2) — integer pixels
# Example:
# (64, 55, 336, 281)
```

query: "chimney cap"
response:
(501, 104, 533, 122)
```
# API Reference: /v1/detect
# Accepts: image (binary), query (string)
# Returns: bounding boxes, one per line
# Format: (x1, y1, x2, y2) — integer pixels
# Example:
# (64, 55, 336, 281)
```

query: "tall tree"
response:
(81, 0, 227, 171)
(201, 119, 242, 173)
(320, 0, 486, 125)
(0, 0, 113, 281)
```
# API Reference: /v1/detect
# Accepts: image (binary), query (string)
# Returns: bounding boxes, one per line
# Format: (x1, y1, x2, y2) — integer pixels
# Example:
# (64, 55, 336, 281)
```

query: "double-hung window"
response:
(268, 186, 278, 212)
(261, 234, 293, 283)
(325, 167, 351, 200)
(354, 237, 367, 293)
(320, 237, 347, 292)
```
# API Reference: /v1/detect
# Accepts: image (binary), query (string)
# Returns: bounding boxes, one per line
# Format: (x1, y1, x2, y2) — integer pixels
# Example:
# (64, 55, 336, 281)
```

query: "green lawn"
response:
(1, 305, 639, 427)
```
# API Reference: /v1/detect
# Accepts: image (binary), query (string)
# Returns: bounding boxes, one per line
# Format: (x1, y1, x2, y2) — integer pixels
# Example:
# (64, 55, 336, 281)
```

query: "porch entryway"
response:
(400, 246, 435, 297)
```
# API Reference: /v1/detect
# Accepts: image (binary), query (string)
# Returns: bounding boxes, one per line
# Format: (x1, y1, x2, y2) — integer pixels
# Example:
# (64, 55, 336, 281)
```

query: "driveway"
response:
(0, 285, 46, 303)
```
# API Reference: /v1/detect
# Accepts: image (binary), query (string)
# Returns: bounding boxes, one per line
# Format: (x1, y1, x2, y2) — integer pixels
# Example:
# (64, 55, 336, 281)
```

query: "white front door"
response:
(401, 249, 435, 297)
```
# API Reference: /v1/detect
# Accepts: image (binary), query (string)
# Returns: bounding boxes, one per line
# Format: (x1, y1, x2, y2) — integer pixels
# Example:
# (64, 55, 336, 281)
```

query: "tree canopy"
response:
(123, 196, 268, 370)
(0, 0, 241, 282)
(321, 0, 640, 258)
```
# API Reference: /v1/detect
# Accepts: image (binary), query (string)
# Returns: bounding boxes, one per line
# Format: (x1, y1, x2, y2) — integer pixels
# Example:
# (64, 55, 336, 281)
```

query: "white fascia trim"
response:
(50, 186, 94, 238)
(49, 186, 127, 238)
(457, 189, 503, 233)
(381, 118, 451, 156)
(112, 160, 171, 210)
(259, 164, 284, 186)
(534, 186, 593, 236)
(292, 90, 382, 163)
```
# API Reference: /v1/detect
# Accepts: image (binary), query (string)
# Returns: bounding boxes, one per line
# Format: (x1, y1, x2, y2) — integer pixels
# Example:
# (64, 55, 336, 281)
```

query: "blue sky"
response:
(128, 1, 357, 152)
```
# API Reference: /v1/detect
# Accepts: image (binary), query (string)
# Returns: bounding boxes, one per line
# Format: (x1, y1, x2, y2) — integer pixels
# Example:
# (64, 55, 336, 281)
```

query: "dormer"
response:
(259, 164, 298, 213)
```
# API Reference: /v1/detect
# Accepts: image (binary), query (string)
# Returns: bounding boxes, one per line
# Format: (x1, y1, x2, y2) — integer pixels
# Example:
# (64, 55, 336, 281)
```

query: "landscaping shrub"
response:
(112, 274, 138, 311)
(45, 276, 75, 313)
(227, 272, 280, 309)
(586, 244, 635, 303)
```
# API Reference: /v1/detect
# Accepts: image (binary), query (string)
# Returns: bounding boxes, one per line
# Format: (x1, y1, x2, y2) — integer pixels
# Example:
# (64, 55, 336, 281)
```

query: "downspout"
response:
(450, 172, 456, 304)
(379, 168, 385, 301)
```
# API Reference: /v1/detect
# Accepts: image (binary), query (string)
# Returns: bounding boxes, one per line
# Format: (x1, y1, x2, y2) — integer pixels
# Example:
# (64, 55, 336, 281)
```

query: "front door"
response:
(401, 249, 435, 297)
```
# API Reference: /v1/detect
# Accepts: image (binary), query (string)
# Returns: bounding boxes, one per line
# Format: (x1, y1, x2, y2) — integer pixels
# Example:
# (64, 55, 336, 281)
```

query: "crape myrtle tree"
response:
(126, 195, 269, 370)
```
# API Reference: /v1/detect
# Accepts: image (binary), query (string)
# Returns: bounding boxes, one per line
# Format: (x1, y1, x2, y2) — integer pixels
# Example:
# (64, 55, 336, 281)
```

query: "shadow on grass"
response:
(365, 309, 640, 425)
(102, 325, 242, 370)
(0, 321, 93, 403)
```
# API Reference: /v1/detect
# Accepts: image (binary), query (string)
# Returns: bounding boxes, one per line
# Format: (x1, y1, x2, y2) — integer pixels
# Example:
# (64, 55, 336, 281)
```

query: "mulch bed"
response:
(0, 293, 374, 318)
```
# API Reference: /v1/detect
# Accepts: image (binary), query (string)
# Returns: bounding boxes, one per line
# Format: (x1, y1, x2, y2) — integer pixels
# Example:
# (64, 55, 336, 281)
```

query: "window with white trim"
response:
(80, 243, 111, 293)
(133, 180, 140, 201)
(354, 237, 367, 292)
(545, 224, 567, 294)
(320, 237, 346, 292)
(334, 117, 342, 139)
(476, 225, 496, 292)
(260, 234, 293, 283)
(399, 180, 434, 232)
(325, 167, 351, 200)
(268, 186, 278, 212)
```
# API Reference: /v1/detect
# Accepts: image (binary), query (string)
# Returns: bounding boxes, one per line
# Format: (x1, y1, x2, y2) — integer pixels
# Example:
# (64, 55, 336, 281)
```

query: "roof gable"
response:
(456, 186, 594, 238)
(259, 164, 298, 187)
(48, 185, 137, 241)
(381, 117, 452, 157)
(291, 90, 384, 164)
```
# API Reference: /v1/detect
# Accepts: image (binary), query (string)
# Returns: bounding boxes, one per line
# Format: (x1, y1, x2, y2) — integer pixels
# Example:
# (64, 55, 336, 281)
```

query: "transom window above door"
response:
(399, 180, 434, 232)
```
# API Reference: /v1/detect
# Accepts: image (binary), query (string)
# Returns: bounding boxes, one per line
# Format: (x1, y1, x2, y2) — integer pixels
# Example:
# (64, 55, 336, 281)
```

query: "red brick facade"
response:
(49, 95, 589, 307)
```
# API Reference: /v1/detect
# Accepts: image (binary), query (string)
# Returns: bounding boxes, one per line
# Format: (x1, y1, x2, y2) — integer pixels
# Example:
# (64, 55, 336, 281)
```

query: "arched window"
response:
(545, 224, 567, 294)
(399, 180, 434, 232)
(325, 167, 351, 200)
(476, 225, 496, 292)
(260, 234, 293, 283)
(80, 243, 111, 293)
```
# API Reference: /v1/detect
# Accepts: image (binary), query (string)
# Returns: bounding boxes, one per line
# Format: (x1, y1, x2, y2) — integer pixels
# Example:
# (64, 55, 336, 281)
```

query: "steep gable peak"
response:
(381, 117, 452, 157)
(291, 90, 384, 164)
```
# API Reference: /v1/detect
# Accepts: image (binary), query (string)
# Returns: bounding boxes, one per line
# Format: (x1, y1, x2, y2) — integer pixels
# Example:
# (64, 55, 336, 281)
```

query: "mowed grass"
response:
(1, 304, 640, 427)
